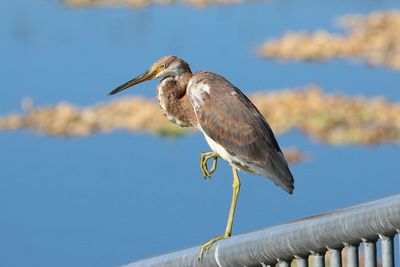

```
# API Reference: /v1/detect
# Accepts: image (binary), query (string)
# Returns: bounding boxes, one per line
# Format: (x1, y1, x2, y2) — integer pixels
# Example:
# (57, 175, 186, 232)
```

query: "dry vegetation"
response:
(64, 0, 247, 8)
(259, 10, 400, 69)
(1, 86, 399, 146)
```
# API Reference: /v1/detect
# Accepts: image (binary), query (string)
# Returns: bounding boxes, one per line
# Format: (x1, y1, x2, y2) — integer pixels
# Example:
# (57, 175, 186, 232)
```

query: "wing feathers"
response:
(188, 72, 294, 194)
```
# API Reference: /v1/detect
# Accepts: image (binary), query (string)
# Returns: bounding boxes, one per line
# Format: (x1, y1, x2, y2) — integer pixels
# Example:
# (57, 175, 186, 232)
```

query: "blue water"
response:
(1, 1, 399, 266)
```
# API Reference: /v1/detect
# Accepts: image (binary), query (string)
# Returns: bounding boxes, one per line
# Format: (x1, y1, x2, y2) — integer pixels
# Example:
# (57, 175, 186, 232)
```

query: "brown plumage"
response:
(188, 71, 294, 193)
(156, 71, 196, 127)
(108, 55, 294, 259)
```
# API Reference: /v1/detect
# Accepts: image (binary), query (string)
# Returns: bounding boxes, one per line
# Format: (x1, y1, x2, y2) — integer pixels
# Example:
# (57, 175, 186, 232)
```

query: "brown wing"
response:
(188, 71, 294, 194)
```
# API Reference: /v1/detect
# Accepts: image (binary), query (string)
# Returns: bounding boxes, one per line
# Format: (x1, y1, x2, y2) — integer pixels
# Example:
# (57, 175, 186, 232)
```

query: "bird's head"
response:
(108, 55, 191, 96)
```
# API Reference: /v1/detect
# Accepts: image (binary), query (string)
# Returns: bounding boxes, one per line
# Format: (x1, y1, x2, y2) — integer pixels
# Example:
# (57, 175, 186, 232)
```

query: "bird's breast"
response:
(156, 80, 168, 113)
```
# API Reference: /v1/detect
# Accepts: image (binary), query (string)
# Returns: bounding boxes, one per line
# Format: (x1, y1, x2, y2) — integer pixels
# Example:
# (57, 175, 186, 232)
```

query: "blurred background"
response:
(1, 0, 400, 266)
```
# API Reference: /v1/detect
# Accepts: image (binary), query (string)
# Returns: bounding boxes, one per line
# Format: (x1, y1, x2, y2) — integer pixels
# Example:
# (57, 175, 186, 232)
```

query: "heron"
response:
(108, 55, 294, 259)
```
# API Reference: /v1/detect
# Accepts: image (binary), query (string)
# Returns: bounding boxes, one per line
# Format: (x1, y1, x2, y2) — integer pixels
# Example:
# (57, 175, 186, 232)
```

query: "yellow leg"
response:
(200, 152, 219, 178)
(198, 165, 241, 260)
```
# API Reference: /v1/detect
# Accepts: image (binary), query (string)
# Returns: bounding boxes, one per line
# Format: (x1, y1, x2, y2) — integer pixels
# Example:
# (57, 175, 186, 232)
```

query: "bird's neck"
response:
(177, 72, 192, 95)
(156, 72, 196, 128)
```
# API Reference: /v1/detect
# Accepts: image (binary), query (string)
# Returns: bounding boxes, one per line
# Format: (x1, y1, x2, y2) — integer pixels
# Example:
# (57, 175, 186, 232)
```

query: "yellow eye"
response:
(160, 64, 167, 69)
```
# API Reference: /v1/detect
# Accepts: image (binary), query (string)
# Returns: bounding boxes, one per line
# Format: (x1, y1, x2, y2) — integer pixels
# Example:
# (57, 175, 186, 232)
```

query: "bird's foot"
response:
(200, 152, 219, 179)
(198, 233, 230, 261)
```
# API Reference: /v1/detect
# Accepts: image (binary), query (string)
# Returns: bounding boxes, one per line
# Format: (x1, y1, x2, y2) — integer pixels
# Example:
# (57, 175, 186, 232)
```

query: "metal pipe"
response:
(312, 253, 324, 267)
(380, 235, 394, 267)
(278, 260, 290, 267)
(295, 256, 308, 267)
(124, 194, 400, 267)
(329, 249, 342, 267)
(346, 244, 359, 267)
(363, 240, 377, 267)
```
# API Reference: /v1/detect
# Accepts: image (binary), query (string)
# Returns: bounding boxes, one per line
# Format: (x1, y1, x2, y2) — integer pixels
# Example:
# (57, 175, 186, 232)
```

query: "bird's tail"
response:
(262, 151, 295, 194)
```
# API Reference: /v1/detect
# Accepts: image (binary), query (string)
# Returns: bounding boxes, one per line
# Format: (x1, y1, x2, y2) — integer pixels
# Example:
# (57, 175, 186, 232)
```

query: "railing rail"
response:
(123, 194, 400, 267)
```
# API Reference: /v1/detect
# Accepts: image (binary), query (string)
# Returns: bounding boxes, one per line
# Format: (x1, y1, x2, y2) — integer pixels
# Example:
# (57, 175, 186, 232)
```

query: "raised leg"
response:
(198, 165, 241, 260)
(200, 151, 219, 179)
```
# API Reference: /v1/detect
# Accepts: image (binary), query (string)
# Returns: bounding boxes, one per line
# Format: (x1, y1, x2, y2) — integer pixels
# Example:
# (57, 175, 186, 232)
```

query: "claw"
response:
(200, 152, 219, 179)
(198, 234, 229, 261)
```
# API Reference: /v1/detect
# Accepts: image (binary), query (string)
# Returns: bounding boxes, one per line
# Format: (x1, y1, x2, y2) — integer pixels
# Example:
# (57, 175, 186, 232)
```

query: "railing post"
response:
(380, 235, 394, 267)
(363, 239, 377, 267)
(278, 259, 290, 267)
(345, 244, 359, 267)
(329, 249, 342, 267)
(295, 256, 308, 267)
(312, 253, 325, 267)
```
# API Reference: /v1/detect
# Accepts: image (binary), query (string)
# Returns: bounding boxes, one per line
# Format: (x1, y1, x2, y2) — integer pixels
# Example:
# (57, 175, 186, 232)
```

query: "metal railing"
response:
(123, 194, 400, 267)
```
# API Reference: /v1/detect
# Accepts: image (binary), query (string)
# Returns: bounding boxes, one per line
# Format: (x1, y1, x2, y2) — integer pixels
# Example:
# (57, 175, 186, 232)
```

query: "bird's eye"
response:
(160, 64, 167, 69)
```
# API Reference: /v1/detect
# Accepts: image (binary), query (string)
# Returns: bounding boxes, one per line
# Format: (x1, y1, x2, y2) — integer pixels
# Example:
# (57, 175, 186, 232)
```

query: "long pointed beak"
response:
(108, 69, 157, 96)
